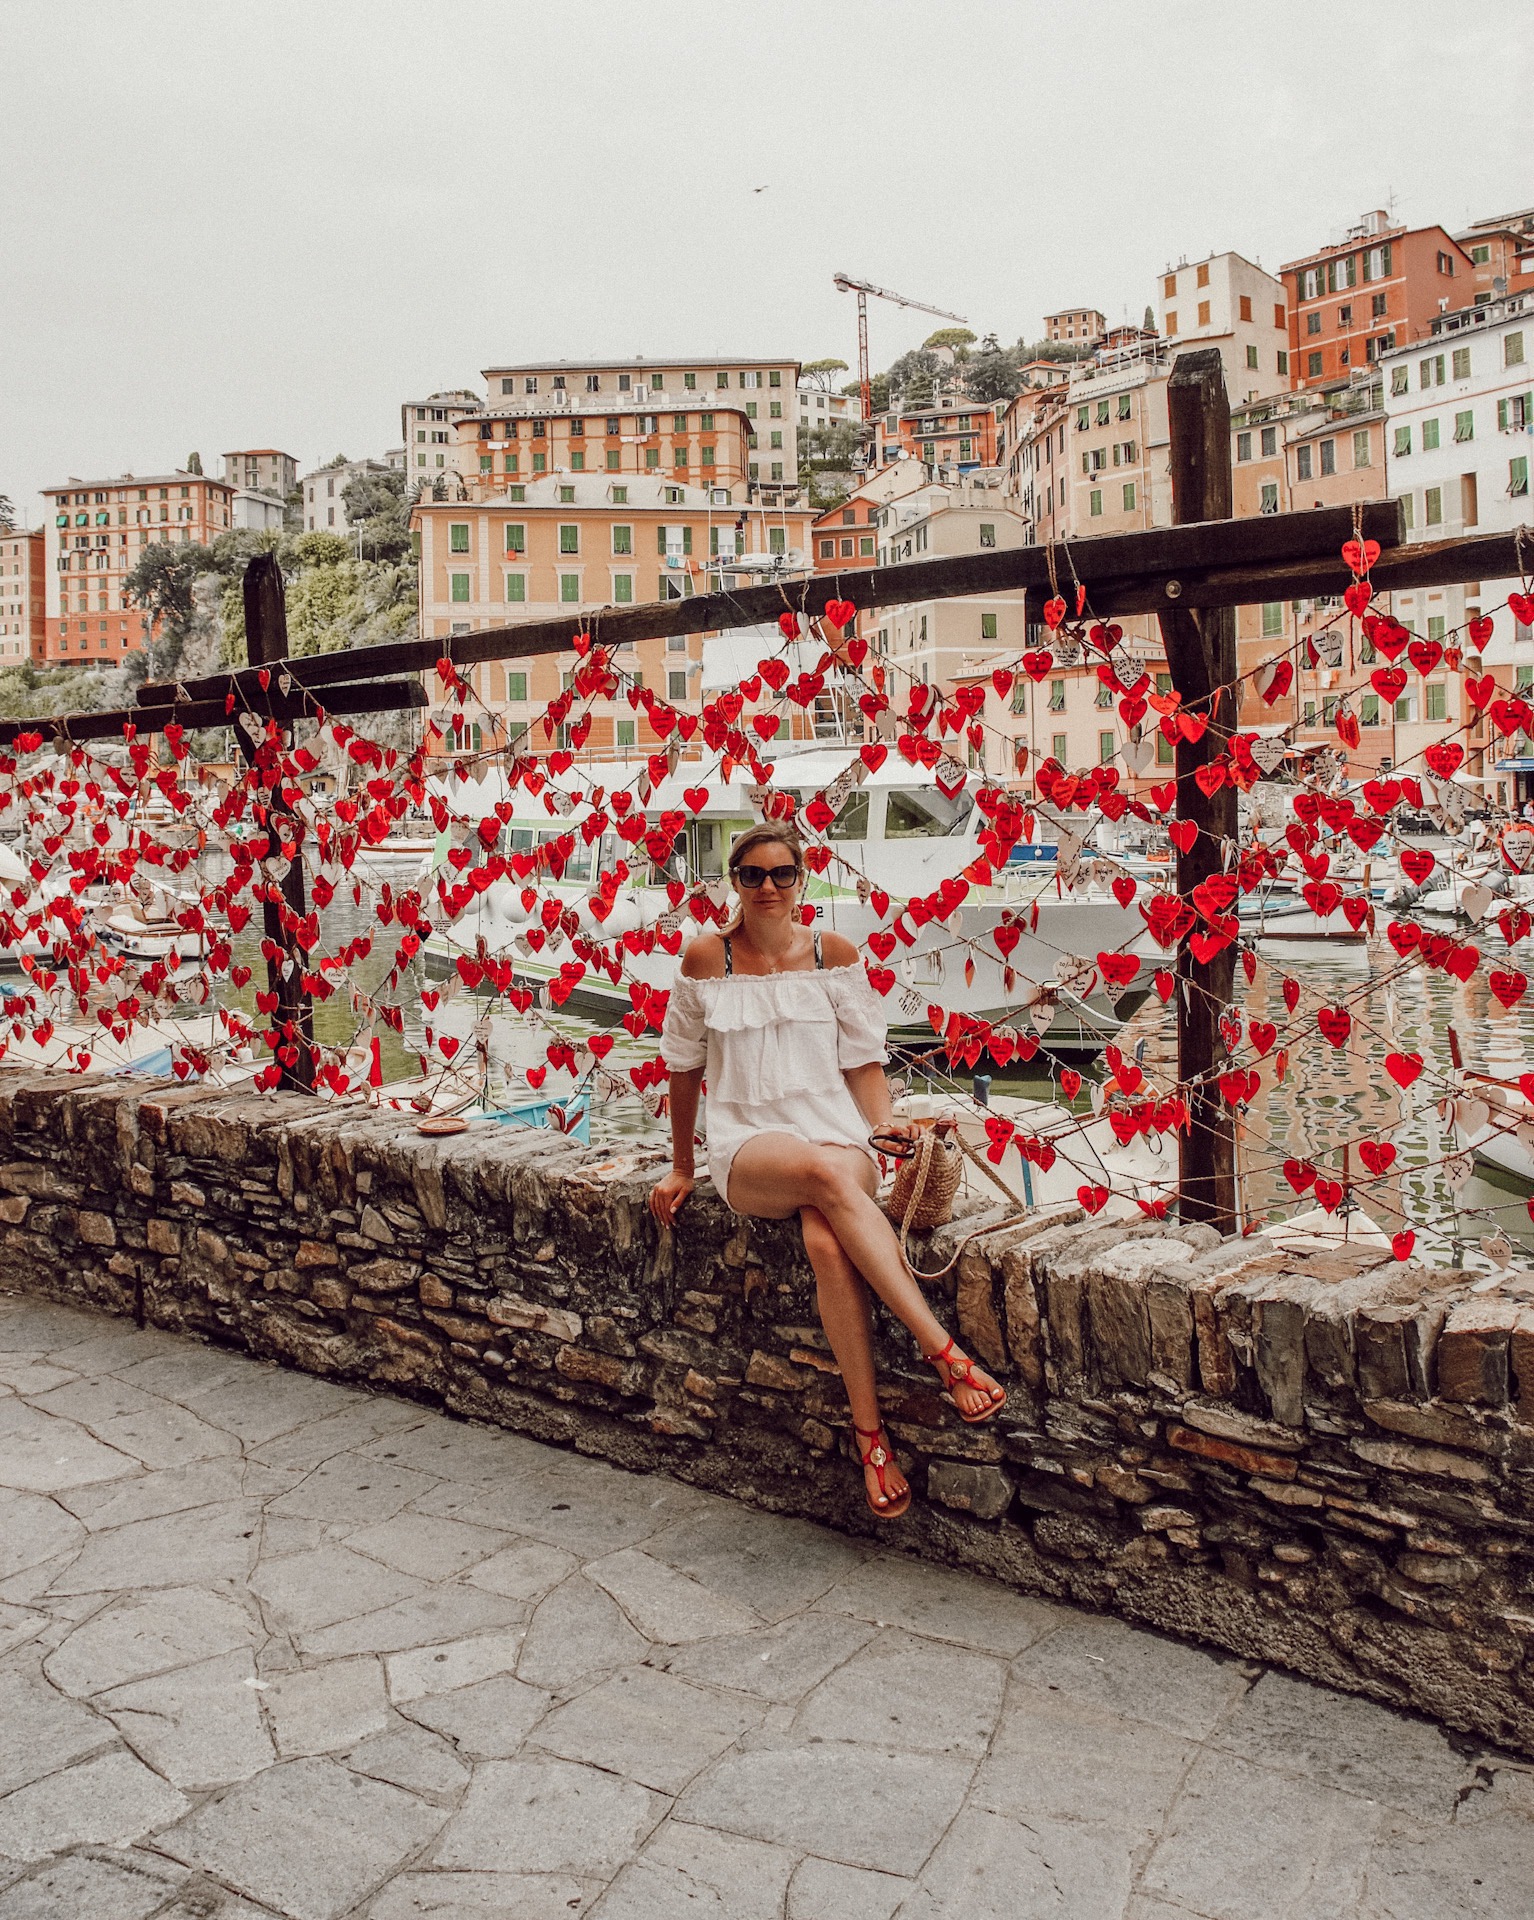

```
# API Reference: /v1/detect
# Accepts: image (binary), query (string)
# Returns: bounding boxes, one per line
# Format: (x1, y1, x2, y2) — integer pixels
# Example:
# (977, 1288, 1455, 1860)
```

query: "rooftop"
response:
(43, 472, 234, 495)
(413, 474, 755, 513)
(482, 355, 800, 375)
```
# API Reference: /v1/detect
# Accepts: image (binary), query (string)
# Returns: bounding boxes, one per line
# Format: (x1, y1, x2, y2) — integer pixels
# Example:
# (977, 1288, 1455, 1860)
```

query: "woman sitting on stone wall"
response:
(649, 822, 1004, 1520)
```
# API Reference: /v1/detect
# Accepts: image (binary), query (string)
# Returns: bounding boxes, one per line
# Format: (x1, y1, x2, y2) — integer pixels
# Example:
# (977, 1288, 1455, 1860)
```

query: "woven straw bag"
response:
(888, 1121, 964, 1254)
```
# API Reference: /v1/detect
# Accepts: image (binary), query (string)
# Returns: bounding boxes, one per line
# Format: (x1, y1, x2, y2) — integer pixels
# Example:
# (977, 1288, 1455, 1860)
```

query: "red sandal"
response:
(853, 1423, 911, 1520)
(923, 1336, 1006, 1424)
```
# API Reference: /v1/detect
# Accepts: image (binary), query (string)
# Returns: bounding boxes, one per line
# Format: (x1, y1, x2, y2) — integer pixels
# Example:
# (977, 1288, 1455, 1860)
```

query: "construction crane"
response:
(832, 273, 969, 443)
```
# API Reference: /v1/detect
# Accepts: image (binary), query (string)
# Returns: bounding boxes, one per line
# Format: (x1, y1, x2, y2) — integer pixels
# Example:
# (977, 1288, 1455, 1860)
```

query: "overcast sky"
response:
(2, 0, 1529, 524)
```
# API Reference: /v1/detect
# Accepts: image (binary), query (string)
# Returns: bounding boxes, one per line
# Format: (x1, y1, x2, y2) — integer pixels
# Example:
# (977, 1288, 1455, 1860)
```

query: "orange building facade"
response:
(452, 402, 757, 503)
(42, 472, 233, 665)
(1282, 214, 1475, 392)
(0, 529, 46, 666)
(413, 477, 812, 761)
(873, 400, 1002, 472)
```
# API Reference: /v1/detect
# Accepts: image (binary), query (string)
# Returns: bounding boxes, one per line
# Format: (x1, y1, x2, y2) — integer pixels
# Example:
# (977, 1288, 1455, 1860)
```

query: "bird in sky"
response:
(752, 184, 769, 193)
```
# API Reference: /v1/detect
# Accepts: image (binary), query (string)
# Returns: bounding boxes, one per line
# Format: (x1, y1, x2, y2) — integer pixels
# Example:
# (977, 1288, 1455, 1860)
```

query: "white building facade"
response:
(1158, 251, 1291, 405)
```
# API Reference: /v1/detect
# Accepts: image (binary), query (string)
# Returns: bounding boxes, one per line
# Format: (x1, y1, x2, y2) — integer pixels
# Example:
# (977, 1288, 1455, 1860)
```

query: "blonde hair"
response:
(722, 821, 805, 934)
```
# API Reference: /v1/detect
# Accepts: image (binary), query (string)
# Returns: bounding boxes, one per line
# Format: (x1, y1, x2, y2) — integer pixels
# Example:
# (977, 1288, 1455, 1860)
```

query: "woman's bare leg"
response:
(800, 1206, 908, 1511)
(727, 1134, 1003, 1418)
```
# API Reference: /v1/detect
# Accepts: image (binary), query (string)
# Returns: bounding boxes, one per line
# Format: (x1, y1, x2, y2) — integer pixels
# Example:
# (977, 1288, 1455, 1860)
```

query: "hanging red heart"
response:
(1384, 1051, 1423, 1088)
(1042, 597, 1067, 630)
(1260, 660, 1294, 706)
(1358, 1140, 1397, 1175)
(1077, 1184, 1109, 1214)
(823, 599, 856, 630)
(778, 612, 801, 638)
(1391, 1230, 1416, 1262)
(1340, 537, 1380, 575)
(1316, 1005, 1351, 1047)
(1509, 592, 1534, 626)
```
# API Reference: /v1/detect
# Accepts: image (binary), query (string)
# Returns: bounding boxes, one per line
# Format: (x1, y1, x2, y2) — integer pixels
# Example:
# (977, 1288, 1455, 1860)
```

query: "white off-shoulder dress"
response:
(660, 934, 890, 1210)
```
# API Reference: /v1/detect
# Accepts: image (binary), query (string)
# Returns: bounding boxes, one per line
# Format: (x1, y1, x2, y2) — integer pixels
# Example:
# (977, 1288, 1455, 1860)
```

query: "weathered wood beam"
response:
(0, 677, 424, 749)
(138, 501, 1407, 712)
(1159, 349, 1239, 1235)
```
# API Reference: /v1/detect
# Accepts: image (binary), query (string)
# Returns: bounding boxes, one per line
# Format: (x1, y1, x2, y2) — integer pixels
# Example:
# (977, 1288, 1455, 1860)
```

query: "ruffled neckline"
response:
(699, 961, 863, 985)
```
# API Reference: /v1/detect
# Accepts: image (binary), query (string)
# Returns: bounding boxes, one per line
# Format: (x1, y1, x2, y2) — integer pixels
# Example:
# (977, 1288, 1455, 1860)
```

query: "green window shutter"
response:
(450, 573, 470, 602)
(505, 574, 525, 602)
(682, 526, 692, 555)
(657, 525, 667, 554)
(613, 575, 633, 603)
(560, 573, 580, 603)
(505, 524, 525, 553)
(507, 671, 527, 700)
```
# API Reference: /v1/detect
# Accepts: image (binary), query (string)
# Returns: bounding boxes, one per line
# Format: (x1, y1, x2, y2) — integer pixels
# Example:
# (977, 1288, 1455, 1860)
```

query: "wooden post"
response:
(1159, 350, 1239, 1231)
(239, 554, 316, 1093)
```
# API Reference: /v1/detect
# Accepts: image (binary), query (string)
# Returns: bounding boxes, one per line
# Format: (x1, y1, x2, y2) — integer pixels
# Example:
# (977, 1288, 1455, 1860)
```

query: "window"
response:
(558, 484, 576, 503)
(1259, 482, 1278, 514)
(608, 573, 632, 603)
(1296, 444, 1313, 480)
(1053, 733, 1070, 763)
(1507, 332, 1526, 368)
(1436, 251, 1456, 276)
(1089, 488, 1102, 516)
(1454, 410, 1475, 443)
(980, 611, 998, 640)
(616, 718, 637, 747)
(1307, 352, 1323, 378)
(532, 453, 547, 473)
(1401, 493, 1414, 530)
(859, 536, 874, 556)
(1048, 679, 1066, 713)
(668, 670, 688, 701)
(1306, 312, 1322, 336)
(559, 573, 580, 603)
(1394, 425, 1412, 457)
(1095, 679, 1114, 709)
(1353, 429, 1371, 467)
(1246, 344, 1259, 369)
(557, 524, 579, 554)
(1361, 693, 1381, 727)
(978, 522, 996, 548)
(1451, 346, 1472, 381)
(1197, 300, 1211, 327)
(1260, 425, 1277, 458)
(1011, 678, 1027, 715)
(1156, 732, 1174, 765)
(448, 523, 469, 552)
(1076, 405, 1089, 430)
(505, 574, 526, 603)
(768, 527, 786, 555)
(1420, 355, 1445, 388)
(1498, 394, 1532, 429)
(1236, 431, 1252, 462)
(1390, 365, 1410, 399)
(1261, 601, 1283, 637)
(1372, 292, 1388, 318)
(1163, 274, 1177, 299)
(1511, 456, 1530, 498)
(1122, 482, 1136, 510)
(1238, 293, 1253, 322)
(1277, 351, 1289, 375)
(1096, 730, 1115, 765)
(1095, 400, 1110, 426)
(450, 573, 470, 602)
(1426, 682, 1447, 722)
(1338, 304, 1354, 326)
(1425, 486, 1443, 526)
(818, 538, 835, 559)
(1423, 418, 1440, 451)
(1319, 439, 1335, 476)
(570, 451, 585, 471)
(1165, 310, 1178, 335)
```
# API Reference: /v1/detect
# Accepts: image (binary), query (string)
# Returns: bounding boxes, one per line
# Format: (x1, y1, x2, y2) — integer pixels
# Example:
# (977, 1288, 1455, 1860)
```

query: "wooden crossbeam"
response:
(137, 500, 1409, 714)
(0, 676, 425, 749)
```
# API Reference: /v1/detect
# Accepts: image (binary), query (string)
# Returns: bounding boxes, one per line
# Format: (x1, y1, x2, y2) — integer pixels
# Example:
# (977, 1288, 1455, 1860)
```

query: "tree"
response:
(964, 334, 1023, 405)
(923, 327, 976, 353)
(125, 542, 216, 653)
(0, 495, 13, 532)
(801, 358, 849, 391)
(342, 467, 413, 563)
(886, 347, 941, 409)
(1143, 306, 1156, 333)
(846, 373, 891, 415)
(186, 453, 203, 475)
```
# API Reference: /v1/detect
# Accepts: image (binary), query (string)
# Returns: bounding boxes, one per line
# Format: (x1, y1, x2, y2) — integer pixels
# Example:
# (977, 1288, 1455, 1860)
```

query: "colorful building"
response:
(872, 399, 1002, 473)
(1281, 210, 1475, 392)
(1044, 308, 1105, 347)
(41, 471, 234, 665)
(451, 399, 757, 504)
(412, 476, 812, 760)
(1158, 251, 1290, 403)
(0, 528, 46, 665)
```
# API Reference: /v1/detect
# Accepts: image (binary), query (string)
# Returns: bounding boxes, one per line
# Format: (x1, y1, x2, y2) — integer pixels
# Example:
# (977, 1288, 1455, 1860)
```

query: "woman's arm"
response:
(649, 1067, 703, 1224)
(844, 1061, 895, 1132)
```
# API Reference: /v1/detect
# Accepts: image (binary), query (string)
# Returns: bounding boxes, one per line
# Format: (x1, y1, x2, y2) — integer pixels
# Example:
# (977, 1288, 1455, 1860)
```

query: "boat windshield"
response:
(787, 790, 868, 840)
(884, 788, 973, 838)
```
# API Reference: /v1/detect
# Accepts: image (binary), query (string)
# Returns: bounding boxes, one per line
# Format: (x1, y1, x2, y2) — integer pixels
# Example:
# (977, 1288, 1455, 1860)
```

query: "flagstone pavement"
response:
(0, 1289, 1531, 1920)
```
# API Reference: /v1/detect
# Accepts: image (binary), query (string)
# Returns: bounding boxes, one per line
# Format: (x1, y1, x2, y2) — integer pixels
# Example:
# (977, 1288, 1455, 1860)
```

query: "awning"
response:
(1495, 758, 1534, 771)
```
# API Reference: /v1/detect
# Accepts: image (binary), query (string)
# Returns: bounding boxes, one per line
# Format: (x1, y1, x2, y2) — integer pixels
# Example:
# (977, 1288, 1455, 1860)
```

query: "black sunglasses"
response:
(735, 863, 801, 890)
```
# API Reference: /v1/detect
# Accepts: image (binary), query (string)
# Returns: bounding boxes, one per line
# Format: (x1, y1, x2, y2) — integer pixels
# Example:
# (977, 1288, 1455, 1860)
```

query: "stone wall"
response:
(3, 1070, 1534, 1755)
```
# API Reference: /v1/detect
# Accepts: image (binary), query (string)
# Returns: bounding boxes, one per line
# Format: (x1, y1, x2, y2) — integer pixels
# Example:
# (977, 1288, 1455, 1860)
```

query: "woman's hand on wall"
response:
(649, 1168, 695, 1226)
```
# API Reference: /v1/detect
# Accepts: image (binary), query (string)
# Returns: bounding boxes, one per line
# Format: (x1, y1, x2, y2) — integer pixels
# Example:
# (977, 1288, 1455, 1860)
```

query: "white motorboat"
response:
(421, 748, 1157, 1055)
(1446, 1027, 1534, 1195)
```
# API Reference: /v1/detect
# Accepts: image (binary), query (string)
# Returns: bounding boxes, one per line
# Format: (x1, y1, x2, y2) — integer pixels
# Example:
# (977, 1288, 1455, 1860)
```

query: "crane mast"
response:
(832, 274, 969, 448)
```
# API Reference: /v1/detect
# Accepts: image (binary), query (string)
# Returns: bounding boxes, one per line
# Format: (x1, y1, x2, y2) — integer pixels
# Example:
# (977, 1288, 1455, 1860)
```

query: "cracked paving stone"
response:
(0, 1748, 189, 1861)
(155, 1755, 445, 1920)
(531, 1667, 760, 1794)
(664, 1611, 877, 1706)
(242, 1399, 424, 1473)
(0, 1849, 184, 1920)
(898, 1804, 1135, 1920)
(0, 1608, 48, 1663)
(401, 1674, 551, 1760)
(463, 1541, 577, 1603)
(0, 1492, 84, 1584)
(1139, 1748, 1385, 1920)
(44, 1585, 255, 1698)
(0, 1400, 138, 1494)
(972, 1680, 1193, 1840)
(365, 1871, 599, 1919)
(54, 1458, 248, 1532)
(596, 1819, 796, 1920)
(1010, 1613, 1254, 1744)
(112, 1344, 251, 1404)
(786, 1856, 915, 1920)
(28, 1378, 240, 1471)
(343, 1513, 513, 1582)
(817, 1555, 1061, 1656)
(583, 1549, 762, 1644)
(48, 1498, 262, 1595)
(344, 1723, 472, 1800)
(790, 1629, 1005, 1760)
(0, 1361, 78, 1396)
(516, 1576, 650, 1693)
(432, 1757, 664, 1877)
(0, 1660, 115, 1796)
(264, 1657, 391, 1758)
(182, 1368, 366, 1450)
(297, 1584, 526, 1661)
(385, 1630, 528, 1704)
(639, 1501, 867, 1624)
(1360, 1806, 1534, 1919)
(355, 1418, 549, 1484)
(98, 1648, 275, 1790)
(414, 1462, 701, 1559)
(265, 1453, 442, 1527)
(248, 1545, 425, 1635)
(674, 1736, 972, 1876)
(1209, 1668, 1479, 1820)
